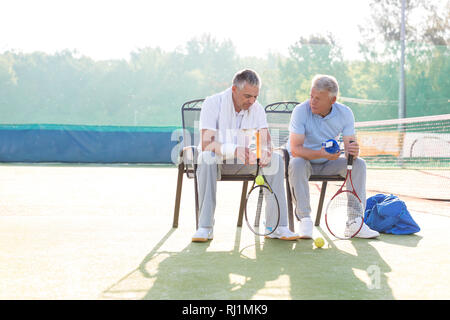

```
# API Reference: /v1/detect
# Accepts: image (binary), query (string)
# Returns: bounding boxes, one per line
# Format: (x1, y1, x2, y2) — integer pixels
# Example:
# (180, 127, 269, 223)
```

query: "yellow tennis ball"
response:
(255, 175, 265, 185)
(314, 237, 325, 248)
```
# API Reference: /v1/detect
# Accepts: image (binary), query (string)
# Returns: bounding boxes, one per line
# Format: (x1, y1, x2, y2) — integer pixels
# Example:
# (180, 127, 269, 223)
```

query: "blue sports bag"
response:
(364, 194, 421, 235)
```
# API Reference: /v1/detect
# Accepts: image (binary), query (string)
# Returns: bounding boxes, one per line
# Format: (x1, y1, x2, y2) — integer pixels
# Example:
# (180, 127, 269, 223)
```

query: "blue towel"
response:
(364, 194, 421, 235)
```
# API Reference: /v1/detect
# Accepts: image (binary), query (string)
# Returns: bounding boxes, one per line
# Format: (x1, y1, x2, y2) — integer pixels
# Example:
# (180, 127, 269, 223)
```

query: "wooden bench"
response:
(172, 100, 345, 231)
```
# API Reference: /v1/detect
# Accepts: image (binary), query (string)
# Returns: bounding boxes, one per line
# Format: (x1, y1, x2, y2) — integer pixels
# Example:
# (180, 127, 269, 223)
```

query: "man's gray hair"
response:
(311, 74, 339, 98)
(232, 69, 261, 89)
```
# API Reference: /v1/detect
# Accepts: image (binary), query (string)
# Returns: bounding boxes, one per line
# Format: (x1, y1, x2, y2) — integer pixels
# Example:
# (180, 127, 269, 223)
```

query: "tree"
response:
(355, 0, 450, 118)
(184, 34, 238, 96)
(359, 0, 449, 60)
(128, 35, 240, 126)
(278, 34, 350, 102)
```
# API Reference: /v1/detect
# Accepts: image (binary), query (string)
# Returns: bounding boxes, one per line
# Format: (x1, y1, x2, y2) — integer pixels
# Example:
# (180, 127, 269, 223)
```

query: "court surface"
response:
(0, 164, 448, 300)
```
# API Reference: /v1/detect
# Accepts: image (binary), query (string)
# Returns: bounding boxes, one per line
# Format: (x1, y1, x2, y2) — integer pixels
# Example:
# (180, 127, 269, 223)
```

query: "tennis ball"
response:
(255, 175, 265, 185)
(314, 237, 325, 248)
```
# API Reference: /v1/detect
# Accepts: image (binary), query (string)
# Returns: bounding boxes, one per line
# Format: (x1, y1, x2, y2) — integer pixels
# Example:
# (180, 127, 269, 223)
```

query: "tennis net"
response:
(355, 114, 450, 201)
(356, 114, 450, 169)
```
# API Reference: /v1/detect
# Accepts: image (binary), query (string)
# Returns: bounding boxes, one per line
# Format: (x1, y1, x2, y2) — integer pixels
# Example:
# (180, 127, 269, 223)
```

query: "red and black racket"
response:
(244, 130, 280, 236)
(325, 143, 364, 239)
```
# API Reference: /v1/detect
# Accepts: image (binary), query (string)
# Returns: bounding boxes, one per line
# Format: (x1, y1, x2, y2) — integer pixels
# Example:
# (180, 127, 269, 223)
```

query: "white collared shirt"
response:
(199, 87, 268, 158)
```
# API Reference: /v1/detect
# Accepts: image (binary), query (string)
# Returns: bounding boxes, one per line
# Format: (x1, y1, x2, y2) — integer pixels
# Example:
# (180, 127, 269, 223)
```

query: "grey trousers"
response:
(196, 151, 288, 229)
(288, 156, 367, 219)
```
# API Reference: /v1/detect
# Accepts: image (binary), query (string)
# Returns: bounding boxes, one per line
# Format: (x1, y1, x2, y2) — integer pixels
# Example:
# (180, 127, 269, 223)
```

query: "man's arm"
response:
(289, 132, 340, 161)
(201, 129, 257, 164)
(201, 129, 221, 155)
(201, 128, 237, 159)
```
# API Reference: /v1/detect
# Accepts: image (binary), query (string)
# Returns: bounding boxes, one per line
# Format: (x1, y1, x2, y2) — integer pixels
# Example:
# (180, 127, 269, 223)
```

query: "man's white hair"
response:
(311, 74, 339, 98)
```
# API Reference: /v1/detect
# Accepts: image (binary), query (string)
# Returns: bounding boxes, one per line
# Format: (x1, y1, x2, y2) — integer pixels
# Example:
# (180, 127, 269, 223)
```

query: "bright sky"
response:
(1, 0, 371, 60)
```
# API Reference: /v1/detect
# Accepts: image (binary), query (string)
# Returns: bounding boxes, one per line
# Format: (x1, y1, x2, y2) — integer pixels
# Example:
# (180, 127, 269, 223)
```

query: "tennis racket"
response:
(244, 130, 280, 236)
(325, 142, 364, 239)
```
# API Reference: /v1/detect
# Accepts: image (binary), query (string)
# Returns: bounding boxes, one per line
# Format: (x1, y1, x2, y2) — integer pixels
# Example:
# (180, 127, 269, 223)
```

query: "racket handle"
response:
(347, 140, 355, 166)
(256, 130, 261, 159)
(347, 154, 354, 166)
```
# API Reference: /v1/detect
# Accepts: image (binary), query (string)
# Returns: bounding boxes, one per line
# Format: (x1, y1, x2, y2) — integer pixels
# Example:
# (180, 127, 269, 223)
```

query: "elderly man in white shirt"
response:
(192, 69, 299, 242)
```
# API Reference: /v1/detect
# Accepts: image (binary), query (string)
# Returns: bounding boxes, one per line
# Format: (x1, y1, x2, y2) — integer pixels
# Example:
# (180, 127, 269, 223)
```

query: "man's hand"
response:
(344, 138, 360, 159)
(234, 146, 272, 166)
(259, 149, 272, 167)
(320, 146, 341, 160)
(235, 146, 257, 165)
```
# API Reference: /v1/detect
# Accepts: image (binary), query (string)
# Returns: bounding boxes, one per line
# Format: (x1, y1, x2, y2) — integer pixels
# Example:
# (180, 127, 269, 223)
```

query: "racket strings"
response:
(327, 192, 363, 220)
(245, 186, 280, 236)
(326, 192, 363, 238)
(254, 188, 264, 227)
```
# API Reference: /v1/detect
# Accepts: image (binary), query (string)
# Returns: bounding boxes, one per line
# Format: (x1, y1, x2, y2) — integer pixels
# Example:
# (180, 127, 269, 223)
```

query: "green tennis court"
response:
(1, 0, 449, 304)
(0, 164, 448, 300)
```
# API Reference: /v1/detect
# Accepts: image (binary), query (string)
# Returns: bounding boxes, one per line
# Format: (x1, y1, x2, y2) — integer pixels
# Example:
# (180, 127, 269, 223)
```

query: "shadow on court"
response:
(99, 225, 420, 300)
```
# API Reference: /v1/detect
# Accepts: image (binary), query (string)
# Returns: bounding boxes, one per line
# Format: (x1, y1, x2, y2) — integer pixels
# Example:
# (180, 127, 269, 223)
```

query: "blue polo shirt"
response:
(287, 100, 355, 164)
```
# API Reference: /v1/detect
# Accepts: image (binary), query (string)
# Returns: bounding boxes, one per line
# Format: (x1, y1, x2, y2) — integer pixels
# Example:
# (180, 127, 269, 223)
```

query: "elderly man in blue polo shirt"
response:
(287, 74, 379, 239)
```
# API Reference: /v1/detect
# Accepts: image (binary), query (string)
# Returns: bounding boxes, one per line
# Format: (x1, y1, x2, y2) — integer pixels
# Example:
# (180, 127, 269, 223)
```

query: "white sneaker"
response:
(192, 227, 214, 242)
(345, 217, 380, 238)
(265, 226, 299, 241)
(298, 216, 313, 239)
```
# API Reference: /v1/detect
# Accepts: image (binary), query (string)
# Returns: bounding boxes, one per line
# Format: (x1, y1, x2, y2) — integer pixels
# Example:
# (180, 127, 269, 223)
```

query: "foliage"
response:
(0, 19, 448, 126)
